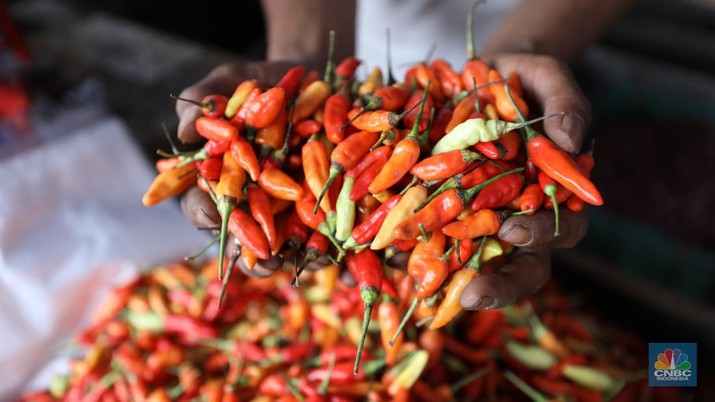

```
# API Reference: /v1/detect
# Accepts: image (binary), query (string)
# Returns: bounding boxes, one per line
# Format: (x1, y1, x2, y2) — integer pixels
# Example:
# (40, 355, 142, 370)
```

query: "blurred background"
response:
(1, 0, 714, 399)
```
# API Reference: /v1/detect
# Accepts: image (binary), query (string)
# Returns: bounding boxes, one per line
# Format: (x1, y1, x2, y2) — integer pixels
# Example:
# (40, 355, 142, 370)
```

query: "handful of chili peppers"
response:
(19, 258, 680, 402)
(138, 10, 606, 376)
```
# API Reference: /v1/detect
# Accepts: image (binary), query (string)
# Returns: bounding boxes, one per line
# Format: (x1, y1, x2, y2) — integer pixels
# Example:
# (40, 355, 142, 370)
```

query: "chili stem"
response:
(466, 0, 486, 60)
(184, 234, 220, 261)
(324, 30, 336, 84)
(503, 370, 549, 402)
(451, 366, 492, 393)
(390, 297, 418, 346)
(354, 304, 373, 374)
(415, 316, 434, 327)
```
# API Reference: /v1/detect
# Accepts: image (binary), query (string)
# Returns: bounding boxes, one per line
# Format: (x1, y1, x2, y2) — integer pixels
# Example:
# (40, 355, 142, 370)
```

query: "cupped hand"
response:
(177, 61, 297, 277)
(460, 53, 592, 310)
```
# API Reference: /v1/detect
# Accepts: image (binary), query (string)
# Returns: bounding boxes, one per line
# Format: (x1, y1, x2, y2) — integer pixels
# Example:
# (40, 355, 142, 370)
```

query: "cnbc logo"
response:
(649, 343, 697, 387)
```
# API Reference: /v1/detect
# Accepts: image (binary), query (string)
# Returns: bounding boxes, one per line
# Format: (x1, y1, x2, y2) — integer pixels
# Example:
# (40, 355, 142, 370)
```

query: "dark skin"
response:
(177, 0, 633, 311)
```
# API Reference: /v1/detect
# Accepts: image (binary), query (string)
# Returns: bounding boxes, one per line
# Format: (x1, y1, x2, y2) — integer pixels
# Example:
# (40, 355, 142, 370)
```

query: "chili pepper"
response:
(488, 70, 528, 123)
(345, 95, 423, 132)
(296, 197, 326, 230)
(428, 106, 452, 145)
(344, 194, 401, 248)
(461, 161, 505, 188)
(345, 250, 383, 374)
(410, 150, 482, 181)
(442, 209, 502, 240)
(358, 66, 384, 96)
(214, 150, 247, 278)
(538, 172, 571, 208)
(155, 157, 179, 173)
(379, 294, 403, 366)
(259, 374, 289, 396)
(227, 139, 260, 182)
(364, 85, 410, 112)
(430, 59, 463, 99)
(393, 168, 522, 240)
(241, 87, 286, 128)
(226, 209, 270, 260)
(202, 140, 230, 158)
(195, 117, 239, 142)
(293, 80, 332, 124)
(416, 246, 455, 300)
(198, 157, 222, 181)
(448, 237, 473, 272)
(371, 185, 427, 250)
(349, 157, 387, 202)
(335, 56, 361, 80)
(446, 95, 475, 132)
(566, 194, 584, 212)
(387, 350, 429, 396)
(335, 176, 356, 242)
(255, 108, 286, 150)
(293, 119, 322, 139)
(142, 162, 198, 206)
(307, 362, 366, 386)
(475, 130, 520, 161)
(258, 168, 303, 201)
(315, 130, 379, 210)
(277, 65, 306, 100)
(415, 64, 445, 103)
(429, 237, 487, 330)
(284, 209, 309, 250)
(504, 84, 602, 206)
(302, 135, 332, 213)
(431, 112, 558, 155)
(403, 89, 434, 133)
(519, 184, 544, 215)
(407, 230, 446, 282)
(345, 145, 391, 182)
(471, 173, 524, 211)
(503, 370, 552, 402)
(323, 92, 351, 143)
(368, 86, 430, 195)
(225, 80, 259, 118)
(171, 93, 227, 119)
(246, 186, 278, 256)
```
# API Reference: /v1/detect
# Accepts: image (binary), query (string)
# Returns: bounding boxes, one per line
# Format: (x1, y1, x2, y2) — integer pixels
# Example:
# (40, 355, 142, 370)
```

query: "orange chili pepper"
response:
(142, 162, 198, 206)
(241, 87, 286, 128)
(302, 135, 331, 213)
(293, 80, 332, 124)
(258, 168, 303, 201)
(368, 87, 430, 195)
(156, 157, 180, 173)
(379, 294, 403, 366)
(295, 197, 326, 230)
(445, 95, 476, 132)
(441, 209, 501, 240)
(364, 85, 410, 112)
(430, 59, 463, 99)
(254, 108, 286, 150)
(461, 60, 493, 104)
(230, 138, 261, 182)
(195, 117, 239, 142)
(489, 70, 528, 122)
(415, 64, 445, 103)
(228, 209, 270, 260)
(315, 130, 380, 210)
(215, 151, 247, 278)
(416, 246, 454, 300)
(407, 230, 446, 282)
(402, 90, 434, 132)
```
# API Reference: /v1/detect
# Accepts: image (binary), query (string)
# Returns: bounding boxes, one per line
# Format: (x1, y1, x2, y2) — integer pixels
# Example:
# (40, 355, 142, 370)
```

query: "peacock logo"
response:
(654, 348, 691, 371)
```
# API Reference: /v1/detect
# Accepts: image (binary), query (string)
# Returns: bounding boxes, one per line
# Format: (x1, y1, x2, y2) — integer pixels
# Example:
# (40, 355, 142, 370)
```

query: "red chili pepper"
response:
(462, 60, 493, 103)
(284, 209, 310, 250)
(195, 116, 239, 142)
(204, 139, 231, 157)
(364, 85, 410, 112)
(470, 173, 524, 211)
(566, 194, 585, 212)
(416, 246, 453, 300)
(345, 250, 383, 374)
(411, 150, 482, 181)
(431, 59, 463, 98)
(198, 157, 222, 181)
(296, 196, 326, 230)
(293, 119, 322, 139)
(475, 130, 520, 161)
(344, 194, 401, 248)
(323, 92, 351, 143)
(415, 64, 446, 103)
(335, 56, 361, 79)
(276, 65, 306, 100)
(519, 183, 544, 215)
(428, 106, 452, 145)
(294, 230, 330, 282)
(402, 89, 434, 132)
(461, 162, 505, 188)
(164, 314, 218, 341)
(345, 146, 392, 183)
(307, 362, 365, 385)
(350, 159, 387, 202)
(247, 186, 278, 255)
(538, 172, 571, 208)
(259, 374, 289, 396)
(228, 208, 270, 260)
(172, 93, 228, 119)
(448, 238, 473, 272)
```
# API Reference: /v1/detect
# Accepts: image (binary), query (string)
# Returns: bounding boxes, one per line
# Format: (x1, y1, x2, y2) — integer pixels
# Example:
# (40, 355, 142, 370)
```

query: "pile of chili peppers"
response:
(18, 258, 680, 402)
(139, 23, 606, 375)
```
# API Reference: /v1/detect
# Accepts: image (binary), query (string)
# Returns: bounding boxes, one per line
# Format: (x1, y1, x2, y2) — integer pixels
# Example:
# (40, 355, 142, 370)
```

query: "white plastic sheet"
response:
(0, 118, 209, 399)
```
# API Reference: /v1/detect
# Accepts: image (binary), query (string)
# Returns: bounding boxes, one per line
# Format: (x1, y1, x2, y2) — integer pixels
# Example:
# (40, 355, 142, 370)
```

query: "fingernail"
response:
(500, 224, 533, 246)
(561, 114, 584, 152)
(471, 296, 495, 310)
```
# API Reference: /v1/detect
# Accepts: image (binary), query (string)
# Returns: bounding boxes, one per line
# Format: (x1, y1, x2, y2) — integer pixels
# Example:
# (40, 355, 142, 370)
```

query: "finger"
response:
(497, 209, 588, 250)
(304, 255, 334, 272)
(180, 186, 220, 229)
(494, 55, 590, 153)
(460, 248, 551, 311)
(176, 62, 296, 143)
(237, 254, 283, 278)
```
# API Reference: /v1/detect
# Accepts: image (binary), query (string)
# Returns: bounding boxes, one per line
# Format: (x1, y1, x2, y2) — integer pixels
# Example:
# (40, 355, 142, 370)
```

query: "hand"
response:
(459, 53, 592, 310)
(177, 61, 297, 277)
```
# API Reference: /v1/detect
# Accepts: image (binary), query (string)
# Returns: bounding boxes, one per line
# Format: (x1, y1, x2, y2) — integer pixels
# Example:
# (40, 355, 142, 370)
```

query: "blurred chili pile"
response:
(18, 259, 680, 402)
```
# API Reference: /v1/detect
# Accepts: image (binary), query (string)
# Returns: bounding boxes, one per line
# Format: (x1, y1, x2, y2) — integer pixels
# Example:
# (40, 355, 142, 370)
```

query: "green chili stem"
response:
(390, 297, 419, 346)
